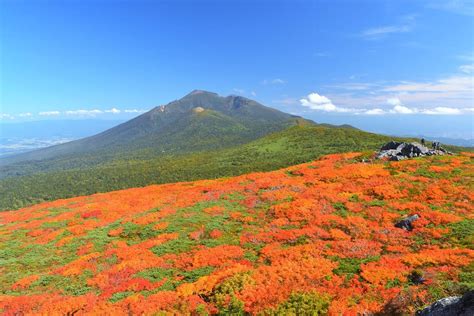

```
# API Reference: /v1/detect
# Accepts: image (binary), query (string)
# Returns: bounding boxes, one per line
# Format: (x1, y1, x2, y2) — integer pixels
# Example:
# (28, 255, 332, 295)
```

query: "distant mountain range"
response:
(411, 135, 474, 147)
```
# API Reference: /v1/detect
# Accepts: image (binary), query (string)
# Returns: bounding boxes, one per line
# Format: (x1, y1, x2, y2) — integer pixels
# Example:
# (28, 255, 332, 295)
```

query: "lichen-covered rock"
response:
(416, 290, 474, 316)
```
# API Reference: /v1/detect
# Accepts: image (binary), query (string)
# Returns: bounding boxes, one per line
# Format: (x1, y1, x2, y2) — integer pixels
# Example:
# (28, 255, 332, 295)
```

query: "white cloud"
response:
(421, 107, 463, 115)
(18, 112, 32, 117)
(386, 99, 416, 114)
(299, 87, 471, 116)
(105, 108, 121, 114)
(387, 97, 402, 106)
(300, 93, 357, 113)
(251, 91, 257, 97)
(124, 109, 146, 113)
(384, 99, 465, 115)
(65, 109, 103, 116)
(232, 88, 245, 94)
(322, 64, 474, 115)
(0, 113, 15, 120)
(390, 104, 415, 114)
(364, 108, 386, 115)
(262, 78, 287, 85)
(39, 111, 60, 116)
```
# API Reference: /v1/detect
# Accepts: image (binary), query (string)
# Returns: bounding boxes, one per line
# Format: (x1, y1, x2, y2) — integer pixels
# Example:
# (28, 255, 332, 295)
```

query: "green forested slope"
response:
(0, 91, 303, 176)
(0, 125, 422, 210)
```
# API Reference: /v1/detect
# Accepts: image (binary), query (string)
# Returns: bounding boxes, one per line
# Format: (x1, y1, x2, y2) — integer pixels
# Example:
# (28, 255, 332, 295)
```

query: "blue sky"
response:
(1, 0, 473, 138)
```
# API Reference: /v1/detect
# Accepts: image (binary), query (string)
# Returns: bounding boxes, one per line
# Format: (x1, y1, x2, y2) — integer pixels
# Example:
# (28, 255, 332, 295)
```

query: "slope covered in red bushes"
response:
(1, 152, 473, 315)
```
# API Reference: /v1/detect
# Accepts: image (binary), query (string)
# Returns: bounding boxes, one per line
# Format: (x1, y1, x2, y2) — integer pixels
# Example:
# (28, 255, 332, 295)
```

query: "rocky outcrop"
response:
(377, 141, 451, 161)
(394, 214, 420, 231)
(416, 290, 474, 316)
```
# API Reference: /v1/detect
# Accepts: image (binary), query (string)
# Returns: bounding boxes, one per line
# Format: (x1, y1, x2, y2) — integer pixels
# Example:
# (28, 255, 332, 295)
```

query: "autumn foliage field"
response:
(1, 152, 473, 315)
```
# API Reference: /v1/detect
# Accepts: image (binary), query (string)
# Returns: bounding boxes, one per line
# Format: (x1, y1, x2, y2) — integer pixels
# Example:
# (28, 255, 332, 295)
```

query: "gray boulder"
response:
(381, 141, 403, 151)
(377, 141, 450, 160)
(394, 214, 420, 231)
(416, 290, 474, 316)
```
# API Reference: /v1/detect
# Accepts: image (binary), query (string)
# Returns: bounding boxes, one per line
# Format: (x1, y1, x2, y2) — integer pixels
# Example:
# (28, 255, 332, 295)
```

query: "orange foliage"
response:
(1, 152, 472, 315)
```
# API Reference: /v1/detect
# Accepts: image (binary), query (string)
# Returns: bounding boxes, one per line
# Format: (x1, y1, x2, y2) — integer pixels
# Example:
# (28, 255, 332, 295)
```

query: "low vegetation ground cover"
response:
(1, 152, 473, 314)
(0, 125, 432, 210)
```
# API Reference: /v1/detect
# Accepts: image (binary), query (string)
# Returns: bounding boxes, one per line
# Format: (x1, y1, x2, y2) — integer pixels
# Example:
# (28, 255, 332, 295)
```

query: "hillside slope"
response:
(1, 152, 472, 314)
(0, 90, 305, 173)
(1, 124, 408, 210)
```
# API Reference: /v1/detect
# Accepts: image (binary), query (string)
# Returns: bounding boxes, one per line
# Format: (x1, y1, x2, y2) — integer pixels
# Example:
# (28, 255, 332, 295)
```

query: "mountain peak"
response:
(185, 90, 219, 98)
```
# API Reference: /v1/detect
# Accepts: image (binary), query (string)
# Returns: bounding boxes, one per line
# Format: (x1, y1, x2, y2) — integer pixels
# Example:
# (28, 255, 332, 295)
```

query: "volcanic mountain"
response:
(0, 90, 309, 169)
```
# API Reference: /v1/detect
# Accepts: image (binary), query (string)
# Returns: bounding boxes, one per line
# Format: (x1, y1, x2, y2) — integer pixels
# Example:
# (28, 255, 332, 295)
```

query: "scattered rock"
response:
(380, 141, 403, 151)
(407, 270, 425, 285)
(416, 290, 474, 316)
(377, 141, 451, 161)
(394, 214, 420, 231)
(192, 106, 205, 113)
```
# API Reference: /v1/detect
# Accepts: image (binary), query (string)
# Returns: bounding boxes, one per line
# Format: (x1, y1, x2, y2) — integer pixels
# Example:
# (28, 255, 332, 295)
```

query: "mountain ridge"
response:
(0, 91, 310, 169)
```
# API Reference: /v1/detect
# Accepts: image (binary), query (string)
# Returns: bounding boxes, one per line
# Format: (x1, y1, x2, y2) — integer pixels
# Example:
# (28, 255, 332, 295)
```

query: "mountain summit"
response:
(0, 91, 310, 169)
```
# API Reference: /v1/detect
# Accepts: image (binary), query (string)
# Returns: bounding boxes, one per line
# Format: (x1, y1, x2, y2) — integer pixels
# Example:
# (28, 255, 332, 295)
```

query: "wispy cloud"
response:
(124, 109, 147, 113)
(65, 109, 103, 116)
(427, 0, 474, 16)
(459, 64, 474, 74)
(423, 107, 463, 115)
(380, 75, 474, 107)
(0, 113, 15, 120)
(360, 15, 416, 40)
(262, 78, 287, 85)
(325, 82, 379, 91)
(314, 52, 330, 57)
(321, 63, 474, 114)
(2, 108, 148, 120)
(458, 53, 474, 62)
(361, 25, 411, 39)
(297, 93, 473, 116)
(273, 97, 299, 106)
(39, 111, 61, 116)
(298, 64, 474, 116)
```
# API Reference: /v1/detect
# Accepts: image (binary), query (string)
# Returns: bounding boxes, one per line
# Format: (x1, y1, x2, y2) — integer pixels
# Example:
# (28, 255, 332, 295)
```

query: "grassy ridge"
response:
(0, 125, 467, 210)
